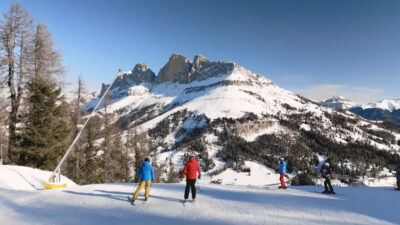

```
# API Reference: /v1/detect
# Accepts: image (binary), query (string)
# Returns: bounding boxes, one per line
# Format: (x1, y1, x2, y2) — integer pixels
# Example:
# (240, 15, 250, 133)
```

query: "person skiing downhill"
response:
(132, 158, 155, 202)
(396, 165, 400, 190)
(321, 162, 335, 194)
(180, 156, 201, 202)
(278, 158, 287, 189)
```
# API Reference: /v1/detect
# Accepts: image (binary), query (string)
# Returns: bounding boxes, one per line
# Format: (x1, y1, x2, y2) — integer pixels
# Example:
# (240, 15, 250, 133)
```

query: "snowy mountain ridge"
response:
(320, 96, 358, 109)
(321, 97, 400, 123)
(361, 99, 400, 112)
(321, 96, 400, 112)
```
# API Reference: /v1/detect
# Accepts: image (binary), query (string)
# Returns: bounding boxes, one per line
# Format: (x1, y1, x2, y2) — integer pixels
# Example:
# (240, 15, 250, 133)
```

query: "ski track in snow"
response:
(1, 181, 399, 225)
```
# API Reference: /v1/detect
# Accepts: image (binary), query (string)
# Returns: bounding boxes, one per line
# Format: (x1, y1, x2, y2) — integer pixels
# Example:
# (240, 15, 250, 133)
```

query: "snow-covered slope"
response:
(0, 165, 76, 191)
(1, 181, 399, 225)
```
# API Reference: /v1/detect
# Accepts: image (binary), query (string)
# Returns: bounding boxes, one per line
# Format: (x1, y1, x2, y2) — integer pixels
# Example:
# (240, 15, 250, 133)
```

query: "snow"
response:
(361, 99, 400, 112)
(300, 123, 311, 131)
(1, 165, 400, 224)
(0, 165, 76, 191)
(240, 122, 287, 142)
(181, 116, 207, 130)
(211, 161, 283, 186)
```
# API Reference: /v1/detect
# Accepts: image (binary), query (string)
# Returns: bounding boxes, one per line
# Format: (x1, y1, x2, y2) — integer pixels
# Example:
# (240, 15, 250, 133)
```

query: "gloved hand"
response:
(198, 175, 201, 179)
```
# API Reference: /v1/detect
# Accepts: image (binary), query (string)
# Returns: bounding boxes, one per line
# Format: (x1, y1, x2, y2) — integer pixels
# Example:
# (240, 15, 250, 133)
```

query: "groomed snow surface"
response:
(1, 165, 400, 225)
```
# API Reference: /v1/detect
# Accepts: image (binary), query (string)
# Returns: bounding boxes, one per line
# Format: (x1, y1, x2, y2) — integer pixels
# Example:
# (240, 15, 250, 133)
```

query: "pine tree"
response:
(133, 138, 143, 182)
(151, 153, 162, 183)
(64, 76, 86, 183)
(18, 78, 71, 170)
(166, 159, 179, 183)
(108, 129, 130, 182)
(82, 121, 102, 184)
(101, 94, 112, 182)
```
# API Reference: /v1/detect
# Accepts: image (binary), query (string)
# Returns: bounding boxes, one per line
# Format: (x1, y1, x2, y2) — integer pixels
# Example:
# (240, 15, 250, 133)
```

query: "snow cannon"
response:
(44, 168, 67, 190)
(44, 69, 123, 190)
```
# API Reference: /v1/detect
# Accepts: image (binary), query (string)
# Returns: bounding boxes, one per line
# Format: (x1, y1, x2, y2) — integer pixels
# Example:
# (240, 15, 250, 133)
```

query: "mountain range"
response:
(85, 54, 400, 184)
(320, 97, 400, 123)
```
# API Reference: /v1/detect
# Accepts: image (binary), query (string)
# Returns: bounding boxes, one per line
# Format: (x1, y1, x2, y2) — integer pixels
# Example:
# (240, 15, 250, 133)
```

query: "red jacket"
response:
(181, 158, 201, 179)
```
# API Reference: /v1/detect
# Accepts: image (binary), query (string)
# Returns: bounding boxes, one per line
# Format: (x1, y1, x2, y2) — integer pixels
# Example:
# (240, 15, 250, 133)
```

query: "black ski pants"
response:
(324, 178, 333, 192)
(184, 179, 196, 199)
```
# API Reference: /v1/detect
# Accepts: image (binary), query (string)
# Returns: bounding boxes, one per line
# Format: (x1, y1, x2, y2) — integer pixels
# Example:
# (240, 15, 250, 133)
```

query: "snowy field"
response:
(1, 166, 400, 225)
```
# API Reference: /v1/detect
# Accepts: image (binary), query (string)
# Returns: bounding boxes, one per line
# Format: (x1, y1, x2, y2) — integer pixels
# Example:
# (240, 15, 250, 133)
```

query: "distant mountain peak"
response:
(320, 96, 357, 109)
(361, 99, 400, 112)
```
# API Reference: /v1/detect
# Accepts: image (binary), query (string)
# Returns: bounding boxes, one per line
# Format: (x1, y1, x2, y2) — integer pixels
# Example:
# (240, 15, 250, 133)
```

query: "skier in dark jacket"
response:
(132, 158, 155, 202)
(321, 162, 335, 194)
(180, 156, 201, 202)
(396, 165, 400, 190)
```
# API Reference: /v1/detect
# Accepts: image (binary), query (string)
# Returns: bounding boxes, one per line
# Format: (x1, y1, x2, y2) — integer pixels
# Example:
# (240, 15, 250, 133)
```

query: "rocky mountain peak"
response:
(156, 54, 235, 84)
(99, 63, 155, 97)
(156, 54, 192, 84)
(133, 62, 149, 72)
(193, 54, 208, 66)
(131, 62, 156, 83)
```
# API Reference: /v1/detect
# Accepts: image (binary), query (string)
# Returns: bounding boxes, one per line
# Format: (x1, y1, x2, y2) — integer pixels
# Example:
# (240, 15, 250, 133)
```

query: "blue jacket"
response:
(396, 166, 400, 180)
(137, 161, 155, 181)
(279, 161, 287, 174)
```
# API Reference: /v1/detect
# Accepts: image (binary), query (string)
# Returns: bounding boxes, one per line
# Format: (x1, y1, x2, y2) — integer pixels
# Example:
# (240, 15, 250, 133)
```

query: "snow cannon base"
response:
(44, 182, 67, 190)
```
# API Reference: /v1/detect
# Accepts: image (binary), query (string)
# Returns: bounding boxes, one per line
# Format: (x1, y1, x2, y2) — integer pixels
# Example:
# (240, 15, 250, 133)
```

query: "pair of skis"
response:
(127, 195, 148, 205)
(183, 199, 196, 207)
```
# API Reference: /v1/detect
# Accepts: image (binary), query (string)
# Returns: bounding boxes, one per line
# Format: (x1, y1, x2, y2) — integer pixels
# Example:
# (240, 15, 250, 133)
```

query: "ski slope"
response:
(1, 166, 400, 225)
(0, 165, 76, 191)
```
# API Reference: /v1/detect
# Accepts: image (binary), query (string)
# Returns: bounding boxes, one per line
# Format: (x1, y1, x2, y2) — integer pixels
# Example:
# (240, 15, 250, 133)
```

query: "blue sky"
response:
(0, 0, 399, 103)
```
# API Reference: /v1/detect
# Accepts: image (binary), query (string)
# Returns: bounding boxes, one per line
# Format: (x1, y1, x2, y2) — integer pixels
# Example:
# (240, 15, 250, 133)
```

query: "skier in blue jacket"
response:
(278, 158, 287, 189)
(132, 158, 155, 201)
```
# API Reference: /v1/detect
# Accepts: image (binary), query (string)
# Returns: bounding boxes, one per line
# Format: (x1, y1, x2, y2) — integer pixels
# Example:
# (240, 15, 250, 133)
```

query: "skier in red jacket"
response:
(180, 156, 201, 202)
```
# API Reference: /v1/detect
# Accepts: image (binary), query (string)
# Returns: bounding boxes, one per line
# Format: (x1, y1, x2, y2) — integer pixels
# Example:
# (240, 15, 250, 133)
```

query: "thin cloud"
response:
(296, 84, 385, 104)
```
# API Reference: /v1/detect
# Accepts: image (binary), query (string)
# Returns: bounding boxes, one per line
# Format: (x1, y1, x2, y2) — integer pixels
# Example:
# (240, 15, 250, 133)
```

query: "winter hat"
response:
(324, 162, 329, 167)
(144, 158, 150, 162)
(280, 157, 284, 162)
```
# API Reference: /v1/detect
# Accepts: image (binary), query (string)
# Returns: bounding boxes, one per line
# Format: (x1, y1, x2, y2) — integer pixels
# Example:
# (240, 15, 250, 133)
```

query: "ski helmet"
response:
(144, 158, 150, 162)
(280, 157, 284, 162)
(324, 162, 329, 167)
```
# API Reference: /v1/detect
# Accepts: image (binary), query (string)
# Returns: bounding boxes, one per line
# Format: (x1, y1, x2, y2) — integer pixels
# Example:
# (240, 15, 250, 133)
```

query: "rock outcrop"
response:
(156, 54, 235, 84)
(131, 63, 156, 83)
(99, 63, 155, 97)
(156, 54, 192, 83)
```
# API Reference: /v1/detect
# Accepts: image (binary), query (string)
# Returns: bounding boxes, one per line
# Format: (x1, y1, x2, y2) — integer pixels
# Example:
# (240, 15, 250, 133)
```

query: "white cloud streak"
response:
(295, 84, 385, 104)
